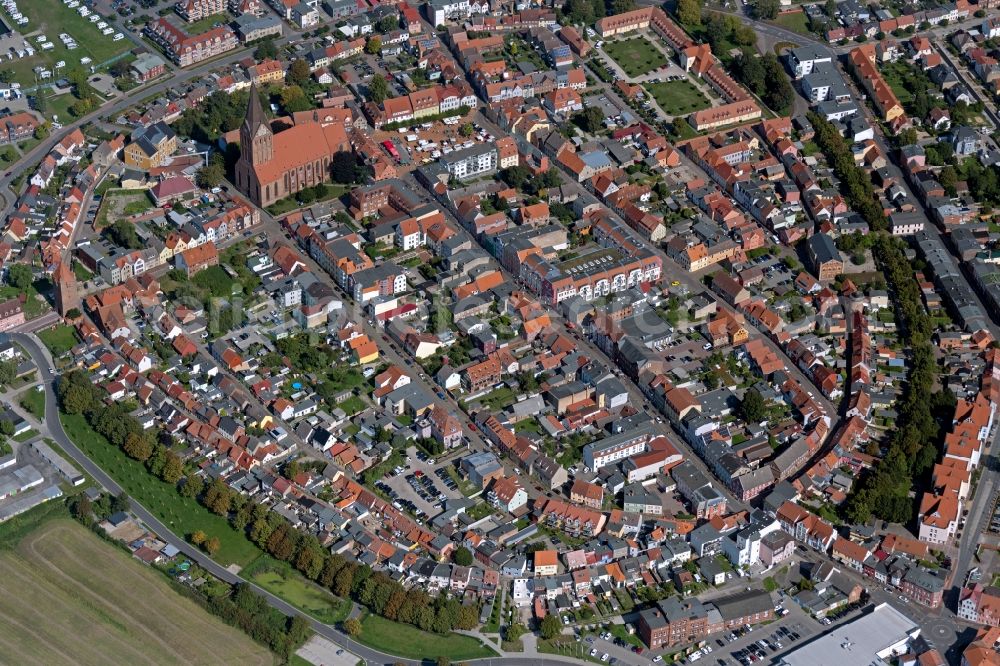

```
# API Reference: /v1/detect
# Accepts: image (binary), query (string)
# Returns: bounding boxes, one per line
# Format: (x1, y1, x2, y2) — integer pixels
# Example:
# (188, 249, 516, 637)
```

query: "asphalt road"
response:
(11, 331, 535, 666)
(0, 33, 302, 217)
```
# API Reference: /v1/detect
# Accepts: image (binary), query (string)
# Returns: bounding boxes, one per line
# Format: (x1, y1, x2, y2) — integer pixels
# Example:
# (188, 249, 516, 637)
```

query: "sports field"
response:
(0, 519, 272, 665)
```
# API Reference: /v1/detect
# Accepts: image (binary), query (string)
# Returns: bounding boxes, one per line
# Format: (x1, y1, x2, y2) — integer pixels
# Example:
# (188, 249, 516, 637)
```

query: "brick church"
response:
(234, 84, 352, 207)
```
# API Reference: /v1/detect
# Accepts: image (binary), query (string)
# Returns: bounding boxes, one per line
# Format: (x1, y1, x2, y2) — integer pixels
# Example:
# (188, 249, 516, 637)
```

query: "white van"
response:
(113, 33, 123, 41)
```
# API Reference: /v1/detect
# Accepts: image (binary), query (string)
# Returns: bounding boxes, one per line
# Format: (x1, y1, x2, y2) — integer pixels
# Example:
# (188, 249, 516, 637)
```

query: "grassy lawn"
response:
(19, 389, 45, 420)
(265, 184, 348, 217)
(339, 395, 366, 415)
(184, 12, 230, 34)
(602, 37, 667, 78)
(248, 559, 351, 624)
(13, 428, 39, 443)
(473, 386, 515, 411)
(772, 12, 812, 36)
(44, 92, 80, 126)
(5, 0, 132, 87)
(37, 325, 80, 357)
(646, 80, 710, 117)
(192, 264, 239, 297)
(73, 260, 93, 282)
(357, 614, 497, 661)
(60, 412, 264, 569)
(880, 62, 917, 107)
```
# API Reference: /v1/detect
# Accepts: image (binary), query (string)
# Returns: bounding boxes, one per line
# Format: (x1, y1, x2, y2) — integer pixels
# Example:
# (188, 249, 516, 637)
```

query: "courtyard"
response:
(646, 79, 711, 117)
(602, 37, 668, 79)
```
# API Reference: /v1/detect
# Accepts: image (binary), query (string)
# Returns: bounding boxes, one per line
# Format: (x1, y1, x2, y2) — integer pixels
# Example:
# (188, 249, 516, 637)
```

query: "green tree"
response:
(107, 219, 142, 249)
(72, 494, 93, 522)
(204, 478, 232, 516)
(366, 36, 382, 55)
(539, 614, 561, 639)
(453, 546, 473, 566)
(180, 474, 204, 499)
(190, 529, 207, 546)
(739, 387, 767, 423)
(735, 51, 766, 94)
(377, 15, 399, 32)
(280, 84, 312, 113)
(195, 155, 226, 189)
(288, 59, 311, 86)
(762, 53, 794, 113)
(111, 492, 130, 514)
(253, 39, 278, 60)
(331, 150, 358, 183)
(70, 97, 95, 118)
(563, 0, 594, 24)
(750, 0, 780, 19)
(161, 451, 184, 484)
(204, 536, 221, 556)
(677, 0, 701, 26)
(7, 263, 32, 289)
(459, 123, 474, 137)
(369, 74, 389, 104)
(344, 617, 362, 637)
(122, 432, 153, 461)
(573, 106, 604, 133)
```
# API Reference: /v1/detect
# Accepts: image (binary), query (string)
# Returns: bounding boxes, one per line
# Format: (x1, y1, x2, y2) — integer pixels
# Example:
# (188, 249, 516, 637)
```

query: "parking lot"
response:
(377, 445, 466, 519)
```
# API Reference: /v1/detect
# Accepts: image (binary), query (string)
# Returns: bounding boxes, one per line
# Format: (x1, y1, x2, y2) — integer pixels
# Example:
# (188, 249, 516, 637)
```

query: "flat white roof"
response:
(779, 603, 920, 666)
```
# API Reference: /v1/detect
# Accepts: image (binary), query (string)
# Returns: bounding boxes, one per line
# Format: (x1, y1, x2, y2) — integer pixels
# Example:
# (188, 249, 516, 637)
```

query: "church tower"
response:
(53, 260, 79, 317)
(240, 83, 273, 166)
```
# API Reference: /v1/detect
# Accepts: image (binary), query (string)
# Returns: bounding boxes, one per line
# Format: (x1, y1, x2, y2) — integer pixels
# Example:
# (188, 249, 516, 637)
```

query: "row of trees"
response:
(206, 584, 311, 658)
(807, 112, 888, 231)
(58, 369, 481, 637)
(59, 371, 186, 485)
(843, 235, 942, 524)
(561, 0, 634, 26)
(61, 435, 309, 659)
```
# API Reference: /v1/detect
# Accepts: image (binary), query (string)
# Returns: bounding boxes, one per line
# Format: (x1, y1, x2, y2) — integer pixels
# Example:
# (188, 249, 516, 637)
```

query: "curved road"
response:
(13, 332, 588, 666)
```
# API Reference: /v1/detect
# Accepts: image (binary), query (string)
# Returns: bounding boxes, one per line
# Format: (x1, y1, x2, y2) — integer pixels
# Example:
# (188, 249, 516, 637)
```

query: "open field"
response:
(95, 188, 153, 228)
(646, 80, 710, 117)
(0, 518, 272, 665)
(772, 12, 812, 36)
(602, 37, 667, 78)
(38, 324, 80, 356)
(358, 614, 497, 661)
(18, 388, 45, 419)
(61, 412, 263, 568)
(2, 0, 132, 86)
(248, 559, 350, 624)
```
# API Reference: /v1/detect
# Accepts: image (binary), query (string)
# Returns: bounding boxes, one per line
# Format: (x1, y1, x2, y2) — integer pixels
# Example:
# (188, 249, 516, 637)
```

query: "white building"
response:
(441, 144, 498, 179)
